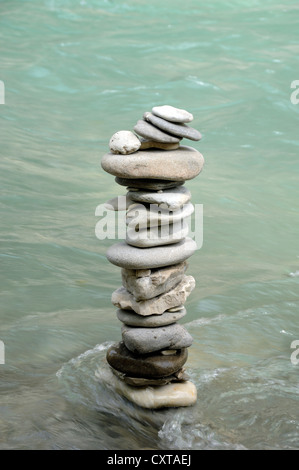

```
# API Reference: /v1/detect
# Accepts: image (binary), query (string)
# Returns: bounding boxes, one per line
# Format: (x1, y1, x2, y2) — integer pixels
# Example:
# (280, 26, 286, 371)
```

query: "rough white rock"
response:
(109, 131, 141, 155)
(121, 262, 187, 300)
(111, 275, 195, 316)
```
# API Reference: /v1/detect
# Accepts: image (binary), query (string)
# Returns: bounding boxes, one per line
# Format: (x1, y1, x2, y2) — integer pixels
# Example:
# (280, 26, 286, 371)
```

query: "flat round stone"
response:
(106, 237, 197, 269)
(139, 139, 180, 151)
(152, 105, 193, 123)
(101, 146, 204, 182)
(110, 366, 189, 387)
(116, 307, 187, 327)
(144, 112, 202, 141)
(126, 202, 194, 228)
(126, 221, 189, 248)
(115, 177, 185, 191)
(121, 323, 193, 355)
(134, 119, 181, 143)
(98, 364, 197, 408)
(106, 341, 188, 378)
(109, 130, 141, 155)
(127, 186, 191, 210)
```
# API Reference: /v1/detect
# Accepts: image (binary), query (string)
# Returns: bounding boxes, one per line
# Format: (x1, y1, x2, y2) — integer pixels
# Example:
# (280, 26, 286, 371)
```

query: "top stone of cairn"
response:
(152, 105, 193, 123)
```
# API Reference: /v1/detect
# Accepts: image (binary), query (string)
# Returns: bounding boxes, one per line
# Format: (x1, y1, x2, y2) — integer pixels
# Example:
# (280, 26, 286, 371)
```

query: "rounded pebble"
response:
(109, 130, 141, 155)
(106, 237, 197, 269)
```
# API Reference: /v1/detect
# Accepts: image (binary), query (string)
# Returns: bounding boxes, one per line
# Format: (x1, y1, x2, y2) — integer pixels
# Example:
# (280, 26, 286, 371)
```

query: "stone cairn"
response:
(100, 105, 204, 409)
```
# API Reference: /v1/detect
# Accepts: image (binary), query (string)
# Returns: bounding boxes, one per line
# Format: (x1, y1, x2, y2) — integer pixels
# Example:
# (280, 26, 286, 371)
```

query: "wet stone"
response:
(106, 341, 188, 378)
(111, 367, 189, 387)
(126, 221, 188, 248)
(121, 323, 193, 355)
(97, 364, 197, 409)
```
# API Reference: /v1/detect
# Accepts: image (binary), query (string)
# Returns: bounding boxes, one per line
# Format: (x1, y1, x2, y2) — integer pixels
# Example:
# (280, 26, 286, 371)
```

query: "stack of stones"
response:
(100, 105, 204, 409)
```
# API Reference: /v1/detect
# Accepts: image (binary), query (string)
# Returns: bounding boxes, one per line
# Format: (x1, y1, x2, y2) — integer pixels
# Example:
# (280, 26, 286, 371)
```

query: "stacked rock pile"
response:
(100, 105, 204, 409)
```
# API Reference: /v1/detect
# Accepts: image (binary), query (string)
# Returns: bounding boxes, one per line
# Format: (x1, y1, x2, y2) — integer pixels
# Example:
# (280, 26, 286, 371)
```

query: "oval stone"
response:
(127, 186, 191, 210)
(106, 341, 188, 378)
(101, 146, 204, 182)
(144, 112, 202, 141)
(109, 130, 141, 155)
(126, 202, 194, 228)
(152, 105, 193, 123)
(116, 307, 187, 327)
(121, 323, 193, 355)
(111, 366, 189, 387)
(126, 221, 189, 248)
(139, 139, 180, 151)
(134, 119, 181, 143)
(106, 237, 197, 269)
(115, 177, 185, 191)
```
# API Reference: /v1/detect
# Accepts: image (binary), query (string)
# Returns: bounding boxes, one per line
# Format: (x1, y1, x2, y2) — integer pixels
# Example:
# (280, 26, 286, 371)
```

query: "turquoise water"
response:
(1, 0, 299, 450)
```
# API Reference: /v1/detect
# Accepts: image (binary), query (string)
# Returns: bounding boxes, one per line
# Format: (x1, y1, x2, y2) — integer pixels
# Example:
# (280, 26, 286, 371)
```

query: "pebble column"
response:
(100, 105, 204, 409)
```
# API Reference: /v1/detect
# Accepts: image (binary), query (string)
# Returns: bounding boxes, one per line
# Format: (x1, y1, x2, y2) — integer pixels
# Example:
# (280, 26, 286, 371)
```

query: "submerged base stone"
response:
(97, 364, 197, 409)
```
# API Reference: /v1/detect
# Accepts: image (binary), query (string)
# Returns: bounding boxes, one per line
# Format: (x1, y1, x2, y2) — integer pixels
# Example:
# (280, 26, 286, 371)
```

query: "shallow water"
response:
(1, 0, 299, 450)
